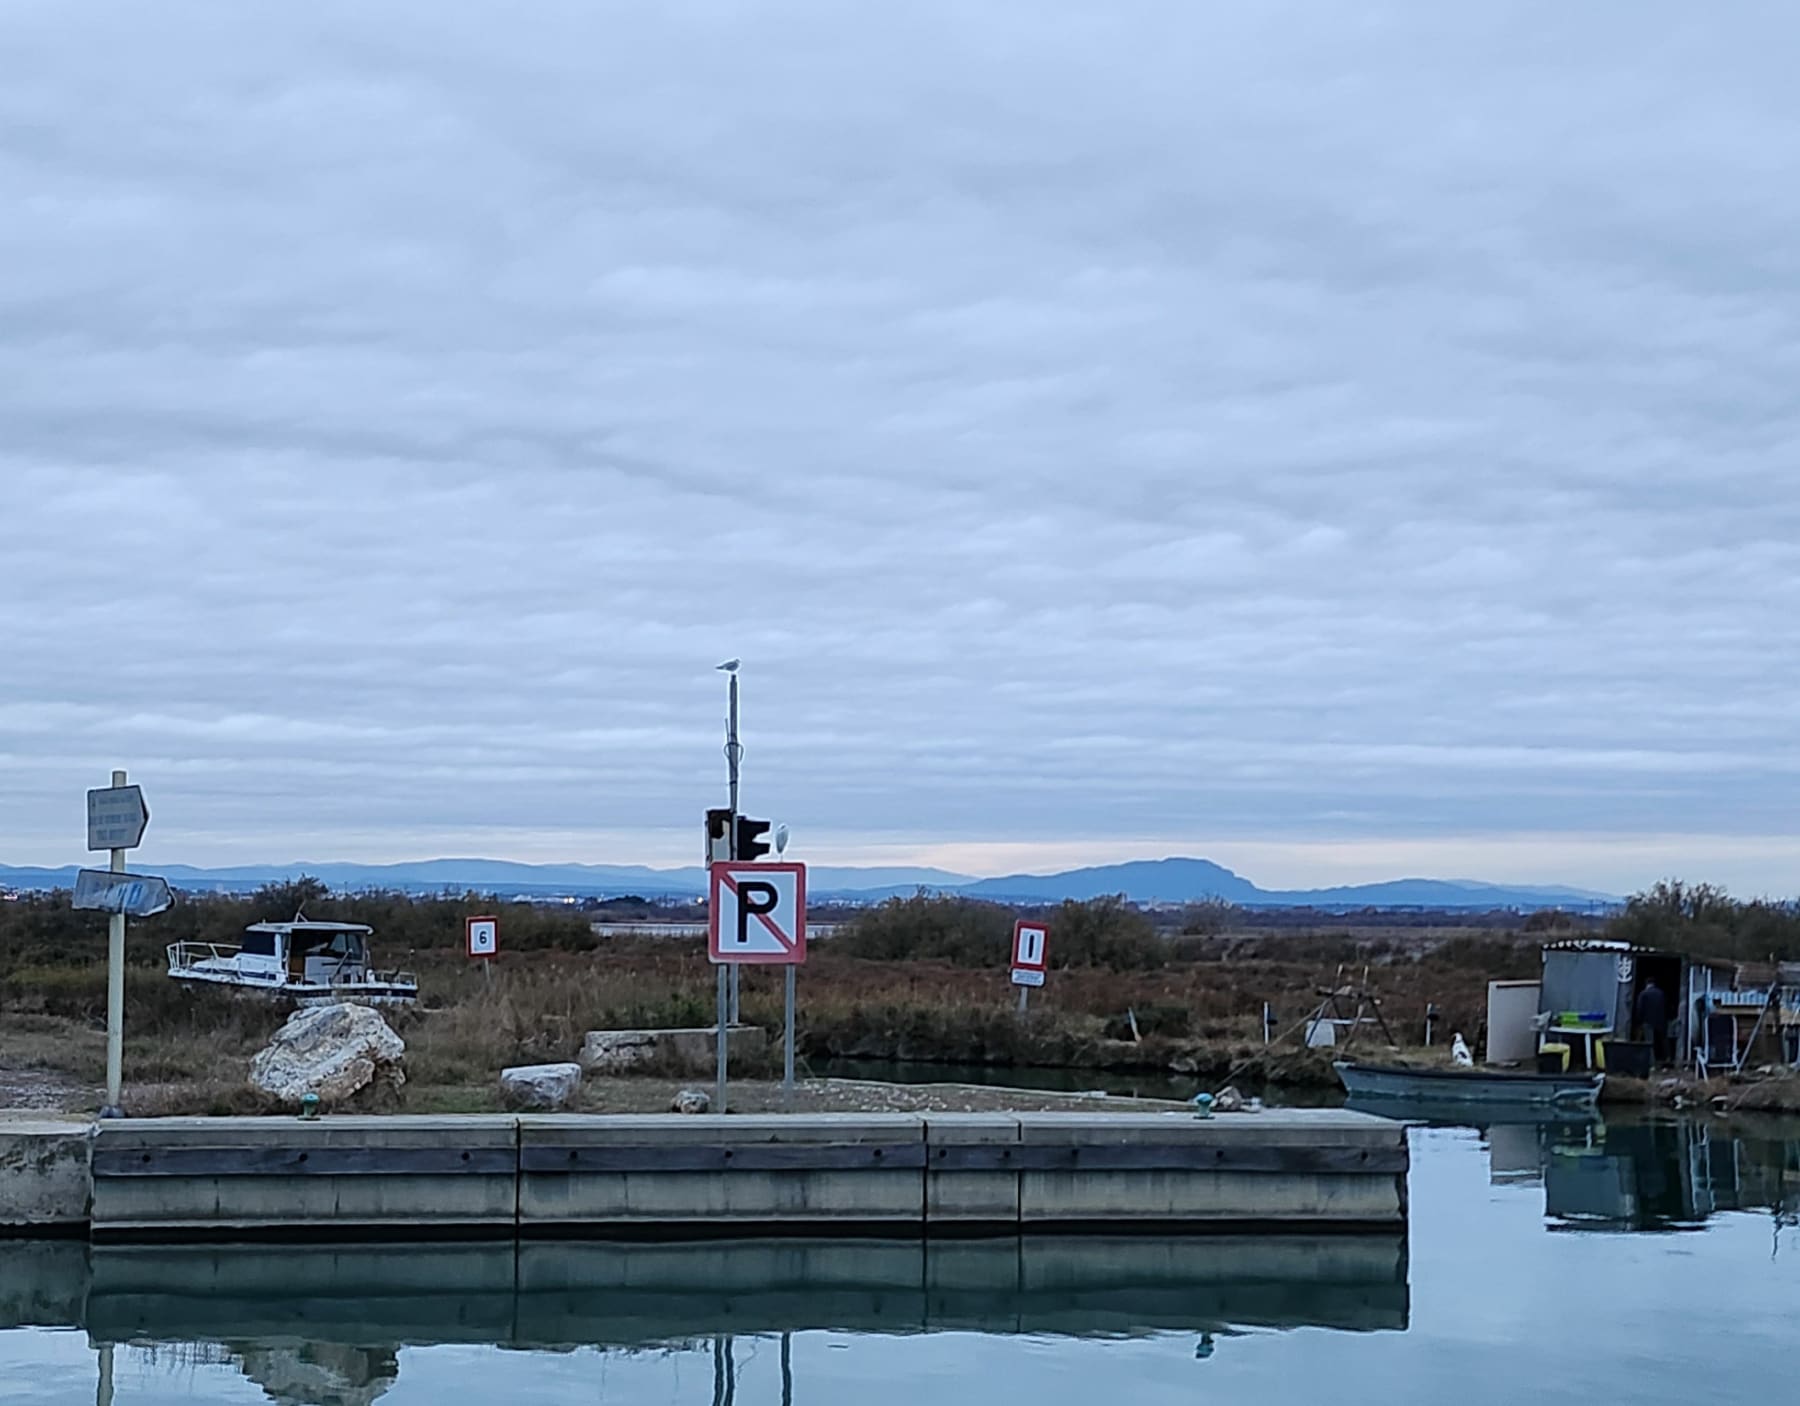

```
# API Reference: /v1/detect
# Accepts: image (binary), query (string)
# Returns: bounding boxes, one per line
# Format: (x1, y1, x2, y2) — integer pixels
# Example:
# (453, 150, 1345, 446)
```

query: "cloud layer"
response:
(4, 3, 1798, 891)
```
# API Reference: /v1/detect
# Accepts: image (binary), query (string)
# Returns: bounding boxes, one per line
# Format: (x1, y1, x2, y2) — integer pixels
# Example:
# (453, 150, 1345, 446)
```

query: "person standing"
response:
(1634, 979, 1669, 1064)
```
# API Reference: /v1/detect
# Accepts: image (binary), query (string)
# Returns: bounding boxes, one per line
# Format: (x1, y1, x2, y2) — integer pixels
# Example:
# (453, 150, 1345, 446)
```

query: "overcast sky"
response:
(3, 3, 1798, 893)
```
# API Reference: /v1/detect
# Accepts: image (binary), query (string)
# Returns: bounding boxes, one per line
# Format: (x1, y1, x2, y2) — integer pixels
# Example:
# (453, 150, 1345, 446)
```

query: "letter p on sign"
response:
(709, 862, 807, 965)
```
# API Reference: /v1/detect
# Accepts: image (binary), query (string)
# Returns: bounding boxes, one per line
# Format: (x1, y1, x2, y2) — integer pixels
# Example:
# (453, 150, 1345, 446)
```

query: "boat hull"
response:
(167, 970, 418, 1006)
(1333, 1060, 1603, 1109)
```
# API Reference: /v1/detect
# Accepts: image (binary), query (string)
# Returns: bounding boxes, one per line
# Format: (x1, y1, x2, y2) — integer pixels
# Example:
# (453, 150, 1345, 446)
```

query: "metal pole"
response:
(780, 1332, 793, 1406)
(1016, 985, 1028, 1017)
(727, 671, 740, 817)
(783, 962, 797, 1093)
(96, 1344, 114, 1406)
(726, 671, 741, 1026)
(715, 963, 729, 1114)
(102, 768, 127, 1117)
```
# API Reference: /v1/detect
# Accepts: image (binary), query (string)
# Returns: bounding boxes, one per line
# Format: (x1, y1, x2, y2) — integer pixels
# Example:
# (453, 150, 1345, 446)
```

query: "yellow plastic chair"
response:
(1540, 1041, 1571, 1072)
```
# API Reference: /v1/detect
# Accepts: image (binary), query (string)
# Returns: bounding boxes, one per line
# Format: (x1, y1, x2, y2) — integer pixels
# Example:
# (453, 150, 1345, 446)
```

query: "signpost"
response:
(467, 914, 499, 984)
(72, 870, 173, 918)
(708, 860, 808, 1111)
(1011, 919, 1049, 1014)
(88, 771, 150, 1117)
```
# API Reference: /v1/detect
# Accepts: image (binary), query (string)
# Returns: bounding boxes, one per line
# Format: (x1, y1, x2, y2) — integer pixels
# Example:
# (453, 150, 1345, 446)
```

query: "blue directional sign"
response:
(72, 869, 173, 917)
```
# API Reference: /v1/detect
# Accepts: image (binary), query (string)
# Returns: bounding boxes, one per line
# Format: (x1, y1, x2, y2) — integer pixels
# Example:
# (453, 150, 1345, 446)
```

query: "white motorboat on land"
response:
(166, 918, 418, 1005)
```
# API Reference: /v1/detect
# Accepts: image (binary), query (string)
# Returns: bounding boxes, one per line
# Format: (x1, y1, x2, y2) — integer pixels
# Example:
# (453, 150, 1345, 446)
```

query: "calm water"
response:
(3, 1113, 1797, 1405)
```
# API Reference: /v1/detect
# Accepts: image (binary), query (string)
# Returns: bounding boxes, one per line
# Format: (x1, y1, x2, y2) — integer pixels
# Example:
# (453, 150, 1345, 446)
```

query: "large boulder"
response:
(499, 1062, 582, 1111)
(249, 1003, 406, 1107)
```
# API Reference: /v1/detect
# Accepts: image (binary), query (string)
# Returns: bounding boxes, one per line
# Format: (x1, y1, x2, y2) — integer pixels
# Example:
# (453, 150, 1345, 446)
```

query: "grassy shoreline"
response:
(1, 927, 1523, 1113)
(5, 889, 1793, 1118)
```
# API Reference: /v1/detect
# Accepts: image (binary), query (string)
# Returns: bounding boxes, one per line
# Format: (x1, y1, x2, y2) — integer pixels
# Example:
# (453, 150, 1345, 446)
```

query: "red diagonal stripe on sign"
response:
(718, 869, 797, 950)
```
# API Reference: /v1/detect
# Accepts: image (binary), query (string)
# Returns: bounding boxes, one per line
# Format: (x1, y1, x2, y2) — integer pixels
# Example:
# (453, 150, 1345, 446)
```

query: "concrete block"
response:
(1007, 1111, 1406, 1226)
(91, 1116, 519, 1236)
(0, 1119, 94, 1229)
(924, 1114, 1020, 1226)
(518, 1113, 927, 1229)
(1019, 1168, 1402, 1225)
(579, 1026, 765, 1074)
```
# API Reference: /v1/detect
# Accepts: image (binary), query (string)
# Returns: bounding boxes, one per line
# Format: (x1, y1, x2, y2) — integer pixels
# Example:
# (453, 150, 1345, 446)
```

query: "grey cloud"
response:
(3, 2, 1799, 887)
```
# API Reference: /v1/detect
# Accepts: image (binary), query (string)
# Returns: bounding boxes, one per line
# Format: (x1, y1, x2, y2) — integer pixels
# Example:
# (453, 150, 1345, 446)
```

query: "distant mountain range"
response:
(0, 855, 1614, 911)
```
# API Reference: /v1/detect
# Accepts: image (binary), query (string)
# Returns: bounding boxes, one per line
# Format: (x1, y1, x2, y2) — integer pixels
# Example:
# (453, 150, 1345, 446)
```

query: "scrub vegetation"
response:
(0, 876, 1787, 1115)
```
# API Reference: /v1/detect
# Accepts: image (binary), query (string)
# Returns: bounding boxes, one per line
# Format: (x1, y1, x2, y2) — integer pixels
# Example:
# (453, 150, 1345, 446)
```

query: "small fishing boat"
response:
(166, 918, 418, 1005)
(1334, 1059, 1603, 1109)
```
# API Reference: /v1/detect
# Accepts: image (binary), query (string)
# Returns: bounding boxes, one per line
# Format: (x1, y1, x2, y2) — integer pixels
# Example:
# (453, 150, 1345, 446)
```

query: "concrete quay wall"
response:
(1, 1109, 1409, 1239)
(0, 1119, 94, 1232)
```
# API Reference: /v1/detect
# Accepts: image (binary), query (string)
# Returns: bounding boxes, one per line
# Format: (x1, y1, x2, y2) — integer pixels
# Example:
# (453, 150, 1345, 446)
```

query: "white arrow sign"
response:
(87, 785, 150, 851)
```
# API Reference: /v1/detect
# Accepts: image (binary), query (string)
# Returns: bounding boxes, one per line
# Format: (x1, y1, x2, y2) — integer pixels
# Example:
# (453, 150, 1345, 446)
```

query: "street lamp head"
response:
(716, 658, 740, 673)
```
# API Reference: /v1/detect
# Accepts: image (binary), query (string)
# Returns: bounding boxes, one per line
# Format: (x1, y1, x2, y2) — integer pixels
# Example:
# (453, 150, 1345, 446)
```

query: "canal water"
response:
(3, 1112, 1796, 1404)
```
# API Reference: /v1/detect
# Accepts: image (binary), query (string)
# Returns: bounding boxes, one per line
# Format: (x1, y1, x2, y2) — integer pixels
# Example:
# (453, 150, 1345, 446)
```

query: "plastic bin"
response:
(1604, 1039, 1652, 1078)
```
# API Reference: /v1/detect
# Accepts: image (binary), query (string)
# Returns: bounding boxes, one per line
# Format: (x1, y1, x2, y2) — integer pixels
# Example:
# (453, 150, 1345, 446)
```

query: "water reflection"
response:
(1351, 1096, 1800, 1236)
(1542, 1120, 1800, 1233)
(1, 1233, 1409, 1404)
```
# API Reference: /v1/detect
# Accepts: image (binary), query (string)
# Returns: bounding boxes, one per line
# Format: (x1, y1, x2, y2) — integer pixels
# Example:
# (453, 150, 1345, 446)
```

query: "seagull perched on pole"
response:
(717, 659, 740, 672)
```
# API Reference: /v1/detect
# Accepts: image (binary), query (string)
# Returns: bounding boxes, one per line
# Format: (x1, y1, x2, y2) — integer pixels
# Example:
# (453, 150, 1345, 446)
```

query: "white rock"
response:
(248, 1003, 406, 1107)
(500, 1062, 583, 1111)
(671, 1088, 711, 1114)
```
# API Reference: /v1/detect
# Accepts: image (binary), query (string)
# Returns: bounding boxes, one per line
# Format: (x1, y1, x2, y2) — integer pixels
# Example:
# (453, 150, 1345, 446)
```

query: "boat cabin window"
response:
(296, 932, 363, 958)
(240, 931, 279, 958)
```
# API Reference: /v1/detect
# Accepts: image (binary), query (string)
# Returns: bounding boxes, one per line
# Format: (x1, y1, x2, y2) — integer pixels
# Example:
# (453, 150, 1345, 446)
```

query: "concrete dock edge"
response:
(0, 1108, 1411, 1240)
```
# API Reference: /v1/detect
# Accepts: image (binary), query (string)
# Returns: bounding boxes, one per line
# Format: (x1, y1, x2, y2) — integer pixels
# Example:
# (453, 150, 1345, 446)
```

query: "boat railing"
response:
(166, 941, 240, 971)
(317, 966, 417, 991)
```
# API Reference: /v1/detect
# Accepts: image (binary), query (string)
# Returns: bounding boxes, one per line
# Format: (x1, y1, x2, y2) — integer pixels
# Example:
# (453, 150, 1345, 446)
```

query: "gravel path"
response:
(573, 1075, 1195, 1115)
(0, 1064, 96, 1113)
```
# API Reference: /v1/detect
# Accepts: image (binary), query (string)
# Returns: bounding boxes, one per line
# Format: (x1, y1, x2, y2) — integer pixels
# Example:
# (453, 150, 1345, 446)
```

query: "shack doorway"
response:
(1627, 953, 1681, 1063)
